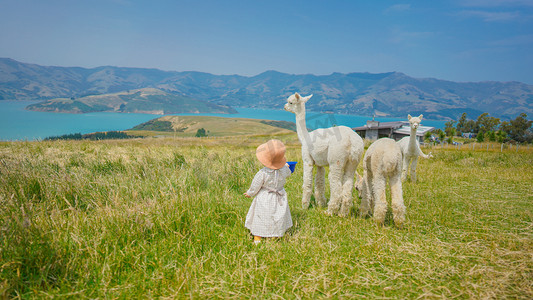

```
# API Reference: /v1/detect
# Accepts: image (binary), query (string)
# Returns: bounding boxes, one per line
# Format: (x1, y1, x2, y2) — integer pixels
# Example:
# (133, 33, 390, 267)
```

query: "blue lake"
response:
(0, 100, 445, 141)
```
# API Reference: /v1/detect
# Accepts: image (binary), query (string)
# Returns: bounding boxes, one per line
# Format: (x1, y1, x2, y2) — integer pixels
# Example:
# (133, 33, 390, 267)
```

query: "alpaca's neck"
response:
(408, 127, 418, 147)
(295, 111, 311, 147)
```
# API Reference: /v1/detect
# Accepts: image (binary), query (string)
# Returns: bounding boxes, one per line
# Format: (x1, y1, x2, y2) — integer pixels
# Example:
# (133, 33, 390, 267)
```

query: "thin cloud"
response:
(489, 34, 533, 46)
(385, 4, 411, 14)
(110, 0, 132, 5)
(460, 0, 533, 7)
(457, 10, 521, 22)
(389, 28, 434, 44)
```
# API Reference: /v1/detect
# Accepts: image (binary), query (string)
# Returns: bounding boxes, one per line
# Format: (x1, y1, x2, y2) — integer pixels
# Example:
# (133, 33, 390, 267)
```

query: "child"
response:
(244, 139, 293, 244)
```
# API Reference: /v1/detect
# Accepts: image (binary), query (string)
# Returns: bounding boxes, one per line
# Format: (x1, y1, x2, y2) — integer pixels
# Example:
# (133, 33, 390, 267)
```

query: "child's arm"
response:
(284, 163, 292, 177)
(244, 170, 265, 198)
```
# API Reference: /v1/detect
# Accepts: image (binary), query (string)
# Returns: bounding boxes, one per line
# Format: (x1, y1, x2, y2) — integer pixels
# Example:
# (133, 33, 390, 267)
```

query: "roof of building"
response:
(353, 120, 435, 137)
(353, 121, 406, 131)
(393, 125, 435, 137)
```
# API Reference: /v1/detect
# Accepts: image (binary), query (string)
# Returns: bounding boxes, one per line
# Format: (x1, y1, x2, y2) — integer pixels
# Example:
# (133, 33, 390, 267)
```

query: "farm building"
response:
(353, 119, 435, 143)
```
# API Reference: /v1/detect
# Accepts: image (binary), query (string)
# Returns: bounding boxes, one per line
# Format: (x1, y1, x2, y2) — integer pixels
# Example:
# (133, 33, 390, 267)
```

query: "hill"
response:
(128, 115, 295, 137)
(2, 58, 532, 120)
(25, 88, 237, 114)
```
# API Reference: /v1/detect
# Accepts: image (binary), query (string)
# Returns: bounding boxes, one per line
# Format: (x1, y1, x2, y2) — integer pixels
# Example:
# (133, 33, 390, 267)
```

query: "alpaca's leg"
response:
(390, 173, 406, 227)
(372, 176, 388, 225)
(314, 166, 327, 207)
(302, 163, 314, 209)
(401, 157, 409, 182)
(410, 158, 418, 183)
(326, 164, 343, 216)
(359, 188, 370, 217)
(359, 173, 373, 217)
(339, 160, 357, 217)
(367, 175, 375, 214)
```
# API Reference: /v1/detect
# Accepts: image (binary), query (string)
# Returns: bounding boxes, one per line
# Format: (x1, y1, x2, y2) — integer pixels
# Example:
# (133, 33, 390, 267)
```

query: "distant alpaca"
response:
(396, 114, 432, 183)
(284, 93, 364, 217)
(356, 138, 405, 227)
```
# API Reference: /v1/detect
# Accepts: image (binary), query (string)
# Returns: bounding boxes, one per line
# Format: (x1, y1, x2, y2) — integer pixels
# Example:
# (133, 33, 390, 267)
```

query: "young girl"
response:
(244, 139, 293, 244)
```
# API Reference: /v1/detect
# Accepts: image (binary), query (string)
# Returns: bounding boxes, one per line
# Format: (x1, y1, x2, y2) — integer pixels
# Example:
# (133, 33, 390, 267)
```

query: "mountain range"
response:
(26, 88, 236, 114)
(1, 58, 532, 120)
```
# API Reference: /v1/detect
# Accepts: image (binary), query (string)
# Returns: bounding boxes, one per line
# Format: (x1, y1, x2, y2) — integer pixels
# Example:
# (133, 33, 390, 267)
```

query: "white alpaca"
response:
(356, 138, 405, 227)
(396, 114, 432, 183)
(284, 93, 364, 217)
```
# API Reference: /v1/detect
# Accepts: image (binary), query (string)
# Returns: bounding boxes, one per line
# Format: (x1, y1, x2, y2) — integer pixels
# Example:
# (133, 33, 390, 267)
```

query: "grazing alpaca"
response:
(284, 93, 364, 217)
(396, 114, 432, 183)
(356, 138, 405, 227)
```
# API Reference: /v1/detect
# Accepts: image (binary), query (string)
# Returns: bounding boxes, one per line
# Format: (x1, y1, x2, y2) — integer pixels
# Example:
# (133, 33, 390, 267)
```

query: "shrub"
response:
(195, 128, 207, 137)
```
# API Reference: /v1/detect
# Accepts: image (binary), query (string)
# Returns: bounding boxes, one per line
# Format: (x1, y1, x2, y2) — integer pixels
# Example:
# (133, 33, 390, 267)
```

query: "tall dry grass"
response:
(0, 136, 531, 298)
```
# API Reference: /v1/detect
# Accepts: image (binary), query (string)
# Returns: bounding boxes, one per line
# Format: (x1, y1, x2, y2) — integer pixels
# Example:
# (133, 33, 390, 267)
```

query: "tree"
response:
(476, 113, 500, 136)
(456, 112, 475, 135)
(500, 113, 533, 143)
(496, 130, 508, 143)
(424, 131, 433, 144)
(195, 128, 208, 137)
(486, 131, 496, 142)
(456, 113, 468, 135)
(465, 120, 476, 134)
(438, 129, 445, 143)
(445, 120, 457, 137)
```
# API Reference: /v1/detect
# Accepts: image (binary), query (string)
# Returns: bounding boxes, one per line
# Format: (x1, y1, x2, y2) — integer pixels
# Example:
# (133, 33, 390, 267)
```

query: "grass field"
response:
(127, 115, 295, 138)
(0, 134, 531, 298)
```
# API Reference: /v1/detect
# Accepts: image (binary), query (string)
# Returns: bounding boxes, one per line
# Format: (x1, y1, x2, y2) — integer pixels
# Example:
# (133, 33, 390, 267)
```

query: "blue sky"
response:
(1, 0, 532, 84)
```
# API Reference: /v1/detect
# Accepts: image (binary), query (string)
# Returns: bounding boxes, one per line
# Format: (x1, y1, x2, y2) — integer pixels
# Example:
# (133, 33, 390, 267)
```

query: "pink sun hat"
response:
(256, 139, 287, 170)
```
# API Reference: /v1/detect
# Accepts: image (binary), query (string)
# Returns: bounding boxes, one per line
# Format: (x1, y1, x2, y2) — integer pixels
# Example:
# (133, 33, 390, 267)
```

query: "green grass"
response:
(0, 136, 531, 298)
(127, 116, 295, 138)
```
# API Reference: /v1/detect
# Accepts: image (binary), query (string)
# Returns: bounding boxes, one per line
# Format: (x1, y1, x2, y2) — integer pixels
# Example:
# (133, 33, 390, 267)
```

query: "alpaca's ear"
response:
(418, 114, 423, 120)
(294, 92, 301, 100)
(302, 94, 313, 103)
(408, 114, 412, 120)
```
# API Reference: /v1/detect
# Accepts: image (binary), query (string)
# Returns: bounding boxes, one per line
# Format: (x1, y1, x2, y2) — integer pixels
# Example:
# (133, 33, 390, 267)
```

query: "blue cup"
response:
(287, 161, 297, 173)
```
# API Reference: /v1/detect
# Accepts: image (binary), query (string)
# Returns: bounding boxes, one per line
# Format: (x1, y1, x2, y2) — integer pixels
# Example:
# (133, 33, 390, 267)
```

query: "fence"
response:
(422, 142, 532, 153)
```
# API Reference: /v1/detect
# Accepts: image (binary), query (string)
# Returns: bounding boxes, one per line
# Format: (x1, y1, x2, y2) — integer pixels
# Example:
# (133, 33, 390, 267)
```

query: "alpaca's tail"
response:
(349, 133, 364, 164)
(383, 146, 403, 174)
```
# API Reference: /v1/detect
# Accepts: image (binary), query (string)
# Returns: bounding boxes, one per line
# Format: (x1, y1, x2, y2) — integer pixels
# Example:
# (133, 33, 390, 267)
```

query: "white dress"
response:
(245, 165, 293, 237)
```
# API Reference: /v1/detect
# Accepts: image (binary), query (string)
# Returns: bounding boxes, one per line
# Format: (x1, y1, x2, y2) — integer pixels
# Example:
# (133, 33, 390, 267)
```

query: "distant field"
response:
(128, 115, 295, 137)
(0, 134, 531, 298)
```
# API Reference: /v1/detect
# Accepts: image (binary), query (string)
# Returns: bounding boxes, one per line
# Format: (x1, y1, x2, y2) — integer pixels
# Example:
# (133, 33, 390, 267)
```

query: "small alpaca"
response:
(396, 114, 432, 183)
(356, 138, 405, 227)
(284, 93, 364, 217)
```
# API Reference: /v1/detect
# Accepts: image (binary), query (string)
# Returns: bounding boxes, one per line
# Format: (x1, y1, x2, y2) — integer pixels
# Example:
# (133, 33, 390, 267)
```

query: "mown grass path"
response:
(1, 135, 531, 298)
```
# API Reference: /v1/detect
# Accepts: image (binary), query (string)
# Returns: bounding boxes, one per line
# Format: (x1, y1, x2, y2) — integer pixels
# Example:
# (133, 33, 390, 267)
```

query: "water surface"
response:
(0, 101, 444, 141)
